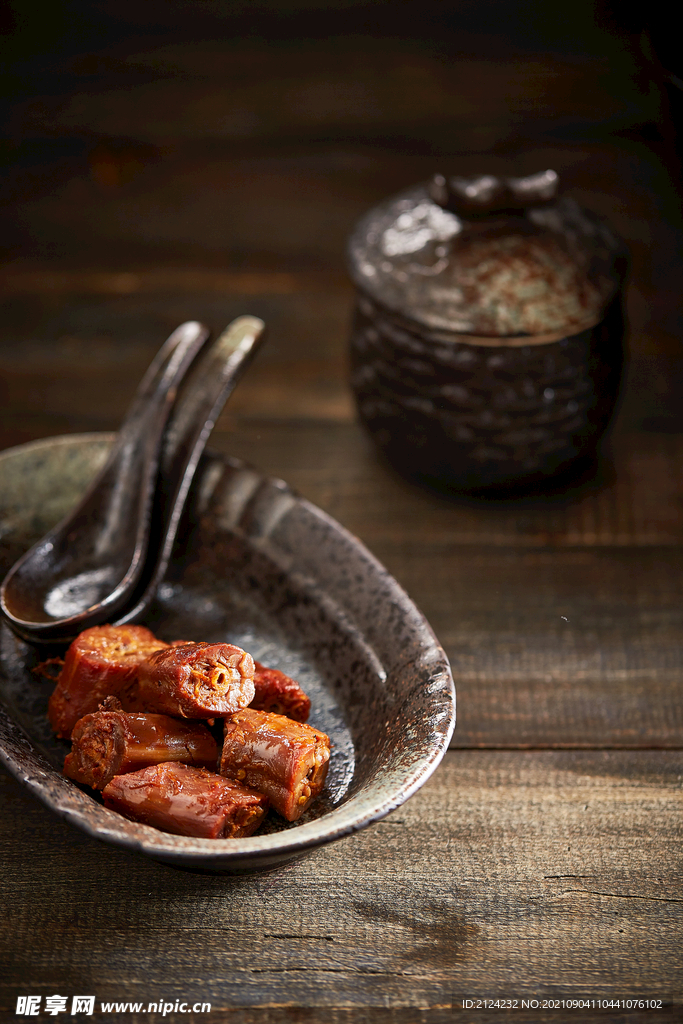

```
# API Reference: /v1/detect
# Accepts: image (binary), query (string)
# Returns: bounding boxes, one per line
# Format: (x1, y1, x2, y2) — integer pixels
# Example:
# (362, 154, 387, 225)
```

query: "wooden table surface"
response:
(0, 6, 681, 1021)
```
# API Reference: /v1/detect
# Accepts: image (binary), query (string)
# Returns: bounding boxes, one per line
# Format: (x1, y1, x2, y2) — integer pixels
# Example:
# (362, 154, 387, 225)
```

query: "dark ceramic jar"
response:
(348, 171, 626, 492)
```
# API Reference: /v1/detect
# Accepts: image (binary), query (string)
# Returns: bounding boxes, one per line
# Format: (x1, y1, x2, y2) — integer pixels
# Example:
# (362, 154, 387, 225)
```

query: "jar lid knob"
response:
(429, 169, 559, 217)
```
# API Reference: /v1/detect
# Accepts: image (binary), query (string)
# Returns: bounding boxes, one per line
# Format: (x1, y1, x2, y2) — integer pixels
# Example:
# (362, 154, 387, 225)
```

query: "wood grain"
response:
(0, 750, 680, 1019)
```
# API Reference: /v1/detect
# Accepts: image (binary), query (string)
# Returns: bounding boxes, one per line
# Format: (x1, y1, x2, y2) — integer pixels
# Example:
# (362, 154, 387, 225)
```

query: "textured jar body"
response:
(350, 291, 623, 492)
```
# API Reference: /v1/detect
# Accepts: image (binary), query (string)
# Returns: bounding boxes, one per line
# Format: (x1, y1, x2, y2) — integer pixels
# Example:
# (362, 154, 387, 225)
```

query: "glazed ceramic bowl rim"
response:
(0, 432, 455, 866)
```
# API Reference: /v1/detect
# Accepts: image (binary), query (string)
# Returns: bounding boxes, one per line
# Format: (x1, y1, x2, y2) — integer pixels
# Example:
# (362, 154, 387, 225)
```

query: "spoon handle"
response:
(87, 318, 212, 581)
(114, 315, 266, 624)
(86, 320, 211, 569)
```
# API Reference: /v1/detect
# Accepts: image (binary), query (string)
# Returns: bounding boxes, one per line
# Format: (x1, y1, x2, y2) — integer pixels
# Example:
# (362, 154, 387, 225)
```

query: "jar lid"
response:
(348, 171, 624, 339)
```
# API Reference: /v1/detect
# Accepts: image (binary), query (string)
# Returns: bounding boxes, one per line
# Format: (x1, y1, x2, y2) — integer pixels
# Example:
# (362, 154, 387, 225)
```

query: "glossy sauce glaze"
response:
(64, 704, 218, 789)
(132, 641, 255, 718)
(250, 661, 311, 722)
(220, 708, 330, 822)
(50, 626, 331, 839)
(48, 624, 168, 738)
(102, 762, 268, 839)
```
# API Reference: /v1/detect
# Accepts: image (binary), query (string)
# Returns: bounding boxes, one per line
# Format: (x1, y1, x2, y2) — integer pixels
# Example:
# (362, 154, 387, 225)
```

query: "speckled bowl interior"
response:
(0, 434, 454, 872)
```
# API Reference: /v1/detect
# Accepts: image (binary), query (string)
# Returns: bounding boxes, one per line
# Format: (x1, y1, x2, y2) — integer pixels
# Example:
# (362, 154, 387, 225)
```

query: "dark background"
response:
(0, 0, 680, 268)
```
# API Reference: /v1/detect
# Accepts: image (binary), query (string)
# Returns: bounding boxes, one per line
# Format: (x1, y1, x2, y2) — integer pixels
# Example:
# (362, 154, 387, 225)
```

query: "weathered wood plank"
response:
(384, 544, 683, 748)
(218, 421, 683, 549)
(1, 750, 680, 1017)
(0, 267, 347, 299)
(11, 44, 656, 148)
(2, 265, 683, 543)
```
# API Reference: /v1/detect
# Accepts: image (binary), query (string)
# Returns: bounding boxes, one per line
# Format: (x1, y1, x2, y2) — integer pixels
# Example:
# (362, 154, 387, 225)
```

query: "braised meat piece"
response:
(48, 624, 167, 738)
(102, 762, 268, 839)
(220, 708, 330, 821)
(64, 708, 218, 790)
(250, 662, 311, 722)
(134, 642, 255, 718)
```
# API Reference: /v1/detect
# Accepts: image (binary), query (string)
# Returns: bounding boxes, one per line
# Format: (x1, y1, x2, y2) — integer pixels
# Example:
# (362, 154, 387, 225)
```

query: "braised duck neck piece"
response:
(220, 708, 330, 822)
(250, 662, 311, 722)
(135, 641, 255, 718)
(102, 762, 268, 839)
(64, 706, 218, 790)
(48, 624, 168, 739)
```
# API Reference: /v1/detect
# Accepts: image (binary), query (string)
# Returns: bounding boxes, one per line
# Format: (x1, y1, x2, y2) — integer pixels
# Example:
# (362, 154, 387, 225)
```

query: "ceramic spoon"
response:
(113, 314, 266, 625)
(0, 320, 210, 642)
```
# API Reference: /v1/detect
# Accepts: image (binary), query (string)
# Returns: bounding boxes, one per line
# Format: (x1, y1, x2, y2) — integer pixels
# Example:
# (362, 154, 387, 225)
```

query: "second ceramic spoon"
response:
(114, 314, 266, 625)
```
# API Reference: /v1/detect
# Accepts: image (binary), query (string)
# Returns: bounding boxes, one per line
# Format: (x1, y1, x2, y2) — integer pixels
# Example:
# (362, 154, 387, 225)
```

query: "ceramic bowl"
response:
(0, 433, 455, 873)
